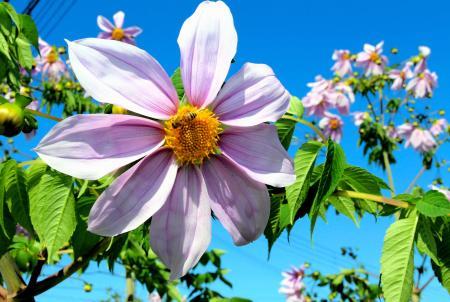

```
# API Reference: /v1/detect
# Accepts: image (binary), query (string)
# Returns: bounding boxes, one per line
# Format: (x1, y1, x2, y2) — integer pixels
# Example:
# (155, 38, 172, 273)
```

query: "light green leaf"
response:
(310, 140, 346, 234)
(431, 222, 450, 294)
(329, 196, 359, 226)
(275, 118, 296, 150)
(3, 160, 33, 233)
(171, 67, 184, 101)
(340, 165, 388, 195)
(0, 203, 15, 257)
(416, 215, 439, 265)
(16, 37, 33, 69)
(0, 3, 20, 28)
(416, 190, 450, 217)
(0, 32, 10, 60)
(29, 171, 77, 261)
(286, 141, 322, 223)
(18, 14, 38, 50)
(381, 214, 418, 302)
(286, 96, 304, 117)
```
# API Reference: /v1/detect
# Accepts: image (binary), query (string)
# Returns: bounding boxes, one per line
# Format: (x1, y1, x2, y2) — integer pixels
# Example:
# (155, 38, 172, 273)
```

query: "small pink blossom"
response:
(97, 11, 142, 45)
(36, 38, 67, 80)
(319, 112, 343, 142)
(330, 82, 355, 115)
(414, 46, 431, 73)
(430, 185, 450, 201)
(331, 49, 352, 77)
(302, 76, 335, 116)
(279, 266, 307, 302)
(352, 111, 370, 127)
(389, 62, 413, 90)
(397, 123, 436, 152)
(356, 41, 388, 76)
(406, 69, 438, 98)
(385, 124, 400, 140)
(430, 118, 447, 136)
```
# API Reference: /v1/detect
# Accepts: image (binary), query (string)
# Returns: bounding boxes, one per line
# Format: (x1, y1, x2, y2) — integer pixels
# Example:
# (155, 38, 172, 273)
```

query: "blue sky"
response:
(5, 0, 450, 301)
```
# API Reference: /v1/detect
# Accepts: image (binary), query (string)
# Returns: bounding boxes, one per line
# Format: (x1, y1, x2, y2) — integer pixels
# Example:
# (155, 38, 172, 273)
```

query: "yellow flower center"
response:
(164, 105, 222, 165)
(111, 28, 125, 40)
(46, 50, 58, 64)
(342, 52, 351, 60)
(329, 118, 340, 130)
(369, 52, 379, 63)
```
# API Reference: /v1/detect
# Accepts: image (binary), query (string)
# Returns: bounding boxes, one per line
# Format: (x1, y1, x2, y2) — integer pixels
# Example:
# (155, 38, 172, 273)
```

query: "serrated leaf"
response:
(275, 118, 296, 150)
(310, 140, 346, 234)
(286, 141, 322, 223)
(416, 190, 450, 217)
(416, 215, 439, 265)
(340, 165, 388, 195)
(329, 196, 359, 226)
(432, 222, 450, 294)
(286, 96, 304, 117)
(3, 160, 33, 234)
(171, 67, 184, 100)
(29, 171, 77, 261)
(18, 14, 38, 51)
(381, 214, 418, 302)
(264, 194, 291, 253)
(0, 3, 20, 28)
(0, 32, 10, 60)
(72, 196, 100, 258)
(16, 37, 33, 69)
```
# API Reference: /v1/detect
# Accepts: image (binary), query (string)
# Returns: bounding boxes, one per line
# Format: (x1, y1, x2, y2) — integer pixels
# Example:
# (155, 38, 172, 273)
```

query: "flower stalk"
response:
(25, 109, 62, 122)
(282, 115, 327, 142)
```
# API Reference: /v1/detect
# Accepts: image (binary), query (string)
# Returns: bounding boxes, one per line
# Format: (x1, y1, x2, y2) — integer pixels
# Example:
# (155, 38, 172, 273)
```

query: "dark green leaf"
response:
(16, 37, 33, 69)
(171, 67, 184, 100)
(416, 215, 439, 265)
(416, 190, 450, 217)
(72, 196, 100, 258)
(329, 196, 358, 226)
(18, 14, 38, 50)
(275, 118, 296, 150)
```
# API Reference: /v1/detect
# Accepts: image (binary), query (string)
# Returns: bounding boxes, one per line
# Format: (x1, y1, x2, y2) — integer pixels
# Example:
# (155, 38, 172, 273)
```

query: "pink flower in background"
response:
(406, 69, 438, 98)
(319, 112, 343, 142)
(302, 76, 335, 116)
(36, 38, 66, 80)
(97, 11, 142, 45)
(330, 82, 355, 115)
(430, 118, 447, 136)
(397, 123, 436, 152)
(149, 293, 162, 302)
(389, 62, 413, 90)
(385, 124, 400, 140)
(36, 1, 294, 279)
(430, 185, 450, 201)
(414, 46, 431, 73)
(279, 265, 307, 302)
(356, 41, 388, 76)
(352, 111, 370, 127)
(331, 49, 352, 77)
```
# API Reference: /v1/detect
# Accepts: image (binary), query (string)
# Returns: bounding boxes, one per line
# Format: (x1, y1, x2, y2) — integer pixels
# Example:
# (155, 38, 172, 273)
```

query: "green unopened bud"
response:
(83, 283, 92, 292)
(411, 56, 421, 64)
(58, 47, 66, 54)
(112, 105, 128, 115)
(0, 103, 25, 137)
(390, 48, 399, 54)
(439, 109, 445, 116)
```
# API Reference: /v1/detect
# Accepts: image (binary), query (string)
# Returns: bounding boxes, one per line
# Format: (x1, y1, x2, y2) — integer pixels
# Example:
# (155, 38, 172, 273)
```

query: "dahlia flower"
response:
(331, 49, 352, 77)
(331, 82, 355, 115)
(97, 11, 142, 45)
(406, 69, 438, 98)
(352, 111, 370, 127)
(302, 76, 335, 116)
(356, 41, 388, 76)
(430, 118, 448, 136)
(279, 265, 307, 302)
(319, 112, 343, 142)
(36, 38, 66, 80)
(414, 46, 431, 73)
(35, 1, 294, 279)
(389, 62, 413, 90)
(397, 123, 436, 152)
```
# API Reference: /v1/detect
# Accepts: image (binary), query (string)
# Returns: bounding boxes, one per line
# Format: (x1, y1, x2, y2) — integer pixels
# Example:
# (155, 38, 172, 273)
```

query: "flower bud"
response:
(0, 103, 25, 137)
(83, 283, 92, 292)
(390, 48, 399, 54)
(439, 109, 445, 116)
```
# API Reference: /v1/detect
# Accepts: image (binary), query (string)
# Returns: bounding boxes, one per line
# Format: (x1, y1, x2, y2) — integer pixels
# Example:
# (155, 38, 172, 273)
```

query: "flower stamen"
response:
(111, 28, 125, 40)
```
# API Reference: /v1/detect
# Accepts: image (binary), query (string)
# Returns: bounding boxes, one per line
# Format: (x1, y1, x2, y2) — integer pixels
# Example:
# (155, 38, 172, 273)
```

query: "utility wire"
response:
(41, 0, 77, 37)
(36, 0, 64, 37)
(22, 0, 40, 15)
(32, 0, 53, 25)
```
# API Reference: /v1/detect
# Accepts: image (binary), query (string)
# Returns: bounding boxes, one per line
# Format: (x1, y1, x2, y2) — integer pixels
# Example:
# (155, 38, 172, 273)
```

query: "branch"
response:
(333, 190, 409, 208)
(25, 109, 62, 122)
(282, 115, 327, 142)
(0, 286, 7, 302)
(419, 275, 435, 292)
(27, 251, 47, 289)
(382, 152, 396, 196)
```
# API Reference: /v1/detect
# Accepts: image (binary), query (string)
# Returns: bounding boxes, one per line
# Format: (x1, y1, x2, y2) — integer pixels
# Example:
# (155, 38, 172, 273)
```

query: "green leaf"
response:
(329, 196, 359, 226)
(275, 118, 296, 150)
(416, 215, 439, 265)
(72, 196, 100, 258)
(381, 214, 418, 302)
(286, 141, 322, 223)
(310, 140, 346, 234)
(29, 171, 77, 261)
(264, 194, 291, 252)
(0, 3, 20, 28)
(340, 165, 388, 195)
(0, 32, 10, 60)
(14, 94, 31, 108)
(432, 222, 450, 294)
(171, 67, 184, 101)
(16, 37, 33, 69)
(416, 190, 450, 217)
(0, 203, 15, 257)
(286, 96, 304, 117)
(18, 14, 38, 50)
(3, 160, 34, 234)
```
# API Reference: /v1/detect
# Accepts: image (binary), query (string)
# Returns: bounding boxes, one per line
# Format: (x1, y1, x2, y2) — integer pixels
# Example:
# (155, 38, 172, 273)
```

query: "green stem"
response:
(125, 270, 136, 302)
(406, 166, 426, 193)
(281, 115, 327, 142)
(25, 109, 62, 122)
(333, 190, 409, 208)
(0, 253, 31, 301)
(382, 151, 396, 196)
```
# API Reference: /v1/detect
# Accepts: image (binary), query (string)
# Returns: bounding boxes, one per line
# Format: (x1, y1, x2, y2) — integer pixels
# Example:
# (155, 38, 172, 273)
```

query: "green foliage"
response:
(29, 170, 77, 261)
(329, 196, 358, 226)
(264, 194, 292, 252)
(310, 140, 346, 234)
(71, 196, 101, 258)
(416, 190, 450, 217)
(381, 214, 418, 302)
(275, 118, 296, 150)
(430, 219, 450, 294)
(286, 96, 304, 117)
(171, 67, 185, 101)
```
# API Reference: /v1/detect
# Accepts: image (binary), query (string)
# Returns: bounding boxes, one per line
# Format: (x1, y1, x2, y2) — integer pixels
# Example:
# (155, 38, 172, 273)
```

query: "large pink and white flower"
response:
(389, 62, 413, 90)
(406, 69, 438, 98)
(35, 1, 294, 279)
(397, 123, 436, 152)
(36, 38, 66, 80)
(331, 49, 352, 77)
(319, 112, 343, 142)
(356, 41, 388, 76)
(430, 118, 448, 136)
(97, 11, 142, 45)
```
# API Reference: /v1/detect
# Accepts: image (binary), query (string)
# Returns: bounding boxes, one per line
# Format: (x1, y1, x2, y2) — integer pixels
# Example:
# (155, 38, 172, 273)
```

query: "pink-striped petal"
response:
(178, 1, 237, 108)
(220, 124, 295, 187)
(97, 32, 112, 39)
(124, 26, 143, 37)
(67, 38, 179, 119)
(150, 166, 211, 279)
(113, 11, 125, 28)
(88, 149, 178, 236)
(201, 156, 270, 246)
(97, 15, 114, 32)
(35, 114, 164, 180)
(212, 63, 290, 126)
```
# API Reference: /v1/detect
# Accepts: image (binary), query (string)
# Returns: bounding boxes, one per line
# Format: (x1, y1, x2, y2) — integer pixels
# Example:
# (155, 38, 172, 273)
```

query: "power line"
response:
(22, 0, 40, 15)
(35, 0, 63, 35)
(41, 0, 77, 38)
(32, 0, 53, 25)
